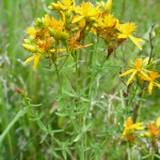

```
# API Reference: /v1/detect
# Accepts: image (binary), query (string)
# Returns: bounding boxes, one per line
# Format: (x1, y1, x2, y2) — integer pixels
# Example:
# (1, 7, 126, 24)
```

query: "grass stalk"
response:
(0, 109, 26, 144)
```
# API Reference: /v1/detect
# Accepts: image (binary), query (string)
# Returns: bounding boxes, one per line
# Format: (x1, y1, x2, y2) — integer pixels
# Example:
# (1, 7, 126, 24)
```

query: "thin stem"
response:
(121, 0, 126, 18)
(148, 24, 155, 64)
(132, 91, 143, 123)
(53, 61, 62, 94)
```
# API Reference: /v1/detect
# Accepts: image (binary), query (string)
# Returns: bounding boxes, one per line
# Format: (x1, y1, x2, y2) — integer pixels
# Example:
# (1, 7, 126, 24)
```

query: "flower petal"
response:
(119, 69, 135, 77)
(148, 82, 154, 94)
(105, 0, 112, 12)
(33, 55, 40, 70)
(127, 70, 137, 85)
(24, 56, 35, 64)
(129, 35, 144, 50)
(154, 82, 160, 88)
(139, 71, 150, 81)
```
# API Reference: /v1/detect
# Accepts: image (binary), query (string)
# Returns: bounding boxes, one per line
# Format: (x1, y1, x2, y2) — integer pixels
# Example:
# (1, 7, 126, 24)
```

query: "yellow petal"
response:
(60, 11, 66, 23)
(132, 123, 144, 130)
(127, 70, 137, 85)
(118, 33, 128, 39)
(24, 56, 34, 64)
(105, 0, 112, 11)
(134, 58, 143, 70)
(139, 71, 150, 81)
(23, 43, 36, 52)
(63, 0, 75, 6)
(149, 71, 160, 81)
(44, 14, 51, 26)
(117, 23, 136, 36)
(33, 55, 40, 70)
(79, 19, 86, 29)
(148, 82, 153, 94)
(26, 27, 36, 38)
(129, 35, 144, 50)
(125, 117, 133, 127)
(141, 131, 151, 138)
(154, 82, 160, 88)
(119, 69, 135, 77)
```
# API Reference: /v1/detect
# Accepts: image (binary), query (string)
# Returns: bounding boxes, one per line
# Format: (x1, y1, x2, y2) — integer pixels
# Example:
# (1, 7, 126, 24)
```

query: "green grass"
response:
(0, 0, 160, 159)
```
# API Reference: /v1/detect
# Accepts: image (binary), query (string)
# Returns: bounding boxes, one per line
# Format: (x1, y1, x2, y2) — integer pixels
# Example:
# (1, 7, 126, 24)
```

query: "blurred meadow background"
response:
(0, 0, 160, 159)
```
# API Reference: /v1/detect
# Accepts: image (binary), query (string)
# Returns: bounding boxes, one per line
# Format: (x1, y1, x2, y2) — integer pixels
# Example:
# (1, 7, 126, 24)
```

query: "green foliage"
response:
(0, 0, 160, 159)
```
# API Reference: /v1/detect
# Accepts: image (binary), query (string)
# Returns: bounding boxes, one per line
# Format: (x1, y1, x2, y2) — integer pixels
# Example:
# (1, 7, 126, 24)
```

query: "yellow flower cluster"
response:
(122, 117, 144, 142)
(144, 117, 160, 138)
(122, 117, 160, 142)
(23, 0, 143, 69)
(120, 57, 160, 94)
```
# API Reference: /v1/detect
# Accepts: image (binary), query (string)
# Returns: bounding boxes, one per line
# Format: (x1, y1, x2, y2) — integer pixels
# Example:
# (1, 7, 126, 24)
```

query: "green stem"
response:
(54, 61, 62, 94)
(121, 0, 126, 17)
(0, 109, 26, 144)
(132, 91, 143, 122)
(148, 24, 155, 64)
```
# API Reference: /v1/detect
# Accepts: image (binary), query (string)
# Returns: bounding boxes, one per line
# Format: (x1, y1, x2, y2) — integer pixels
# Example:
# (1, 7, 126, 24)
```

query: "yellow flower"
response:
(68, 31, 92, 50)
(24, 29, 54, 54)
(96, 14, 118, 29)
(23, 0, 145, 71)
(117, 23, 144, 50)
(72, 2, 99, 24)
(36, 37, 54, 52)
(41, 15, 69, 41)
(93, 14, 119, 49)
(148, 123, 160, 137)
(43, 15, 64, 29)
(120, 58, 149, 85)
(122, 117, 144, 142)
(144, 120, 160, 138)
(49, 0, 75, 12)
(140, 117, 160, 139)
(142, 71, 160, 94)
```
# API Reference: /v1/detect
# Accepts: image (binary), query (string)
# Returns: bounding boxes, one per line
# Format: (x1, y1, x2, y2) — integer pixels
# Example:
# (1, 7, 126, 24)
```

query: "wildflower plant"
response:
(23, 0, 144, 69)
(122, 116, 160, 156)
(120, 57, 160, 94)
(122, 117, 144, 142)
(20, 0, 160, 159)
